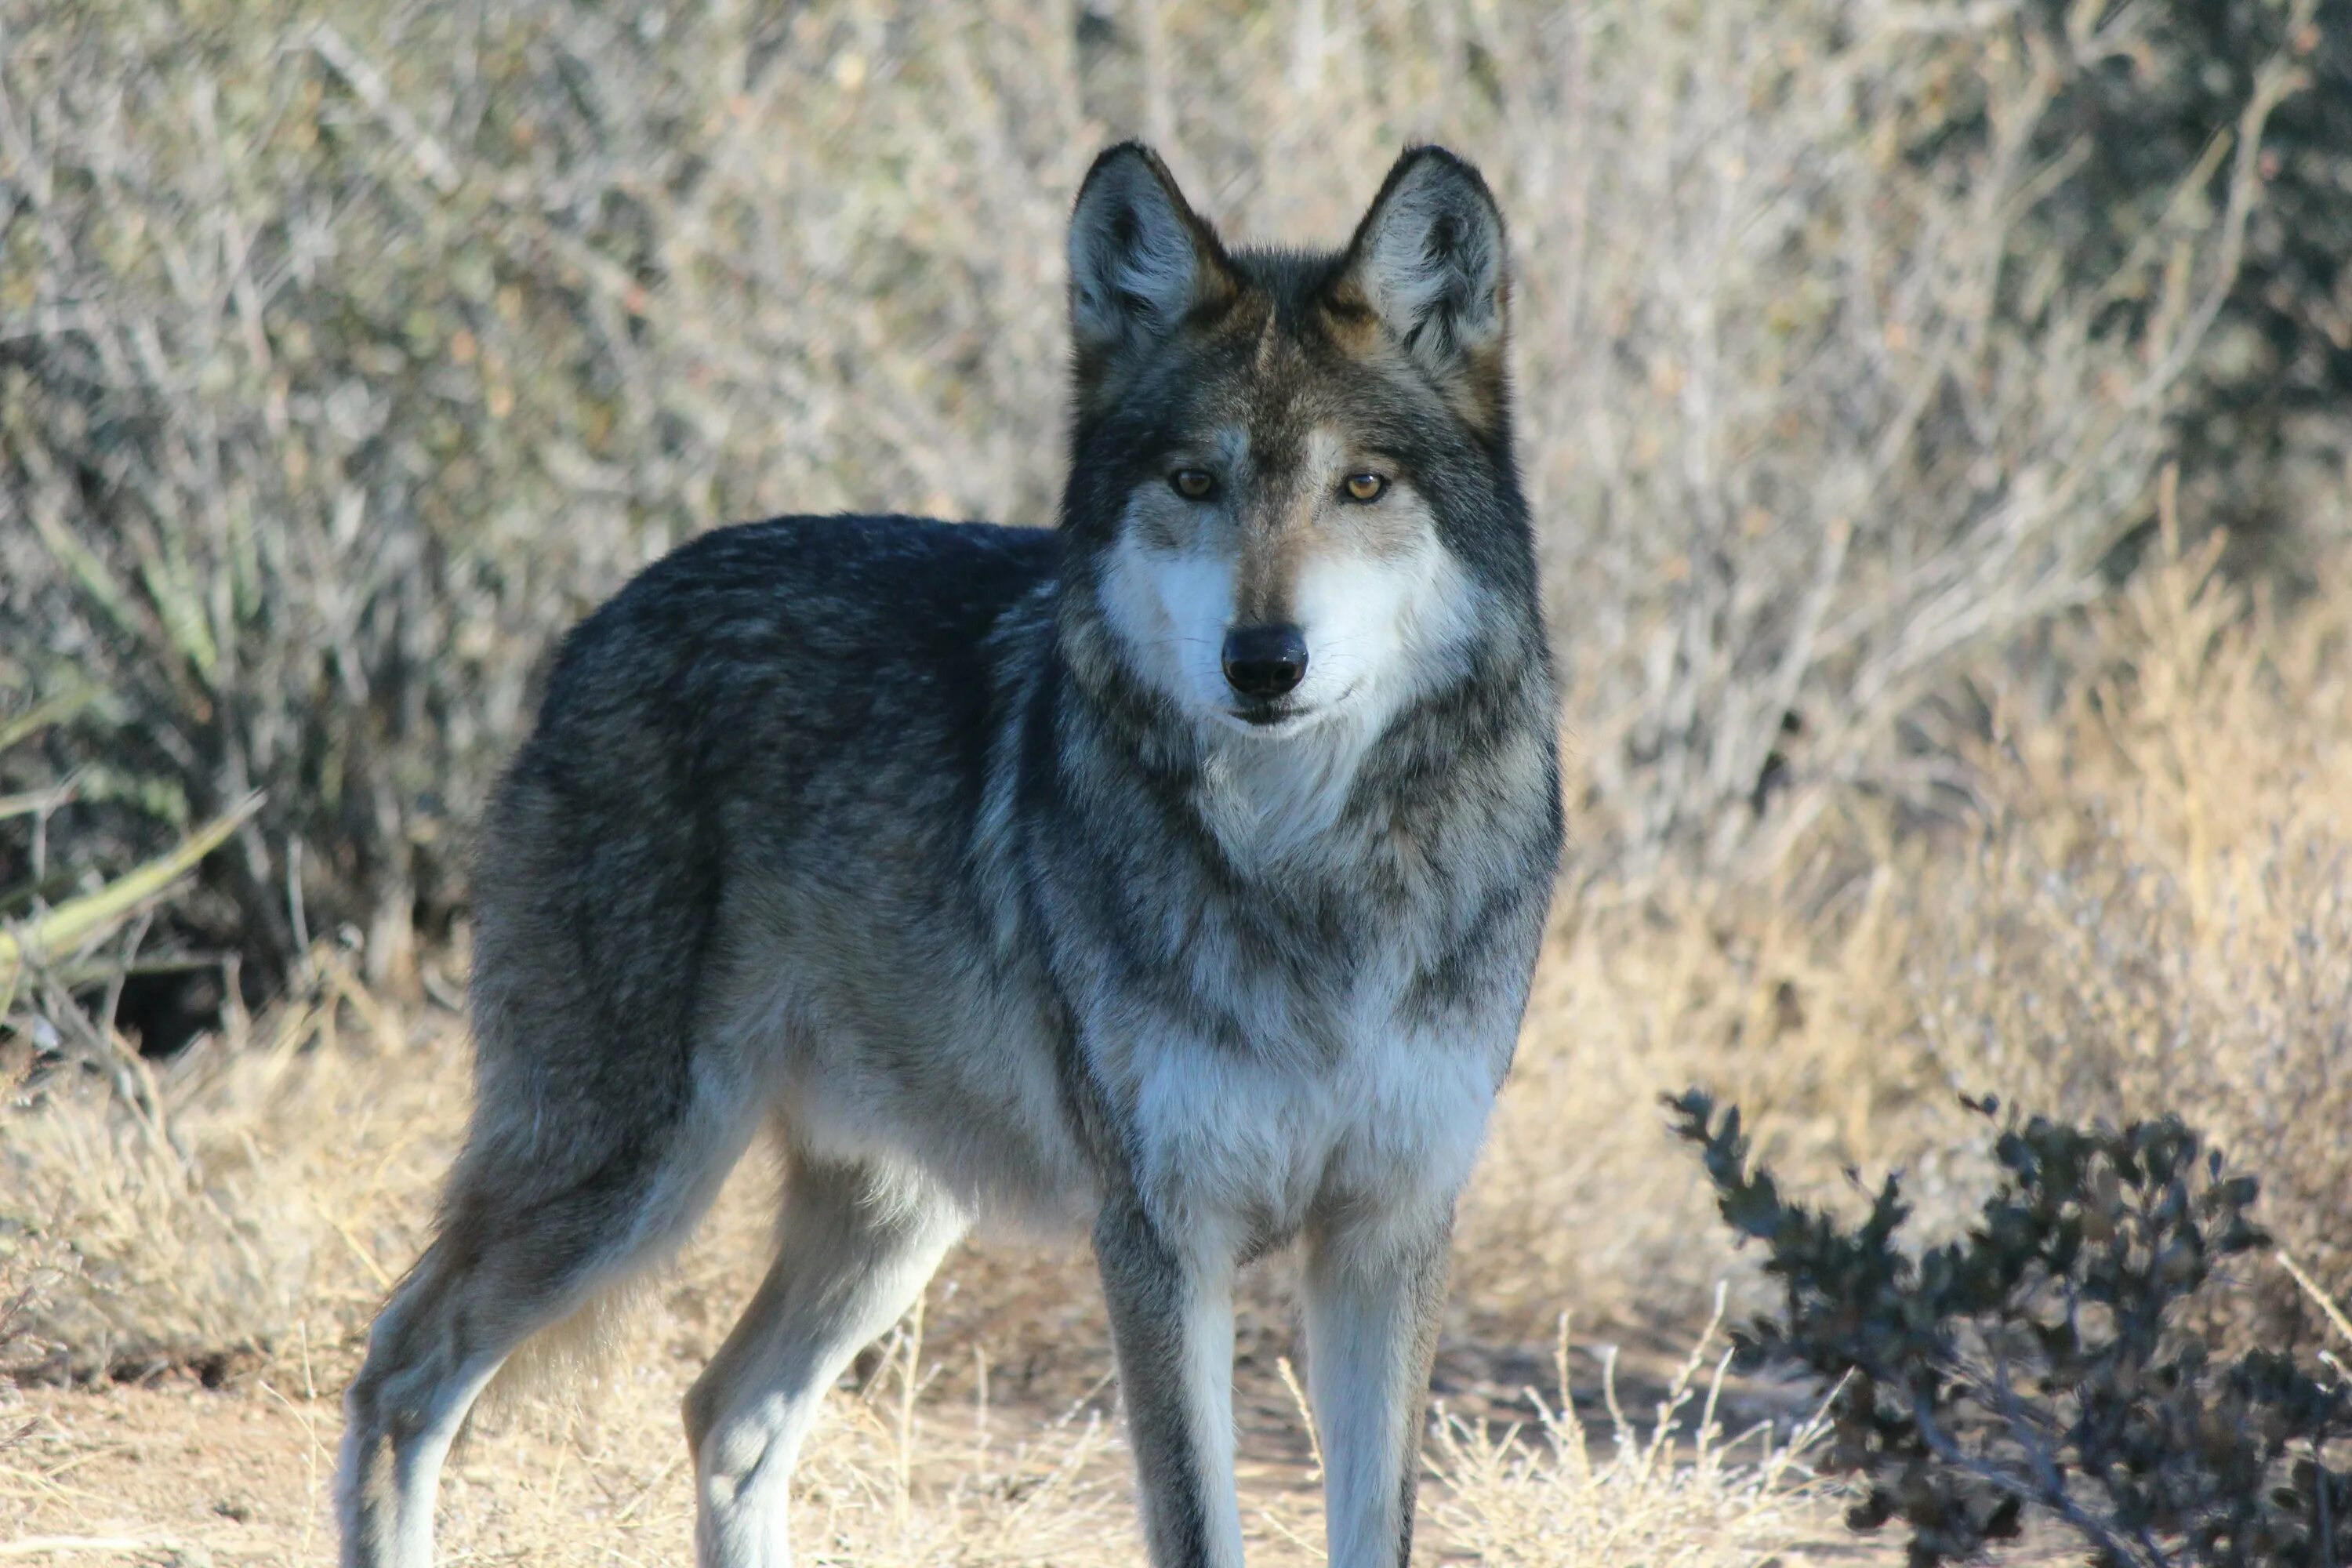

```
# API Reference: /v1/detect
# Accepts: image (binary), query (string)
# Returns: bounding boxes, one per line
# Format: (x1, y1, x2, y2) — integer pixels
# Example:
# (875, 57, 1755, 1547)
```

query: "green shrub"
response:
(1669, 1089, 2351, 1567)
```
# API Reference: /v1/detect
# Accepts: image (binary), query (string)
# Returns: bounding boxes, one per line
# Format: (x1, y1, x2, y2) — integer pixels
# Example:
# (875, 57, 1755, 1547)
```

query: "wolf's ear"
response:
(1335, 147, 1508, 412)
(1068, 143, 1235, 358)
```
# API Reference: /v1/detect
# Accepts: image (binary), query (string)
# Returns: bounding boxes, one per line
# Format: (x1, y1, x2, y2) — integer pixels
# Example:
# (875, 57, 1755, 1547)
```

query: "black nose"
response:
(1221, 623, 1308, 700)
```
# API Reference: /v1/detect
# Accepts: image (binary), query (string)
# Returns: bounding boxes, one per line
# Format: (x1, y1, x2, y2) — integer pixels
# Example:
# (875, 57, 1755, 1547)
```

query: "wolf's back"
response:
(454, 514, 1059, 1198)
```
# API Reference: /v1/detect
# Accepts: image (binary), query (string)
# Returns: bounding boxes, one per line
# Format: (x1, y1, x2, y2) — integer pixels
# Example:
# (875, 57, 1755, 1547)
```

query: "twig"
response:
(0, 688, 100, 755)
(1274, 1355, 1324, 1483)
(2279, 1248, 2352, 1350)
(0, 1541, 180, 1559)
(0, 794, 263, 986)
(305, 23, 461, 195)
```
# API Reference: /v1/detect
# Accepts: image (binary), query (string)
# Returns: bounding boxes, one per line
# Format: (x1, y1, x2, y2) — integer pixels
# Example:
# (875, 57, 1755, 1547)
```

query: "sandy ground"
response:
(0, 1034, 1858, 1566)
(4, 1171, 1341, 1567)
(5, 1287, 1200, 1567)
(1, 1217, 1849, 1567)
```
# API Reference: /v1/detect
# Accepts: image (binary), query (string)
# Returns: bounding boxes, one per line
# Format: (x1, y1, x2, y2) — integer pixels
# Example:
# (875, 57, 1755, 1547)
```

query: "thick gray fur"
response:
(338, 141, 1562, 1568)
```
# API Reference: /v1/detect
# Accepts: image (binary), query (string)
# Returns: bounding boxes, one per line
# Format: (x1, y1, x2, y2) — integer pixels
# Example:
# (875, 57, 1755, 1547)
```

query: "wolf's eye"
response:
(1342, 473, 1388, 503)
(1171, 469, 1217, 501)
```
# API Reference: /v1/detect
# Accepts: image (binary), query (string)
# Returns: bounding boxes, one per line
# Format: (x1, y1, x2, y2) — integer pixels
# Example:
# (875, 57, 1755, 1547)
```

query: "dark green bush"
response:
(1670, 1089, 2351, 1567)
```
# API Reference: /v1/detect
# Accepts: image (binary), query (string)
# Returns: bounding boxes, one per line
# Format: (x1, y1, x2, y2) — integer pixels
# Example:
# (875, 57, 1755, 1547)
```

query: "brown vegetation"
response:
(5, 0, 2350, 1559)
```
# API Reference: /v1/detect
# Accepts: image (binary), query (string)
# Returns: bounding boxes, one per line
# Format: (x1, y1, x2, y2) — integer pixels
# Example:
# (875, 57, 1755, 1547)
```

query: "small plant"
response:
(1668, 1090, 2352, 1568)
(1422, 1297, 1833, 1568)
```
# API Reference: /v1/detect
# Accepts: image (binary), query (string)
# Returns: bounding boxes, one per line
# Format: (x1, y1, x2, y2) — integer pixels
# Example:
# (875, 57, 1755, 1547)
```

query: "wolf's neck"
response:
(1189, 710, 1383, 872)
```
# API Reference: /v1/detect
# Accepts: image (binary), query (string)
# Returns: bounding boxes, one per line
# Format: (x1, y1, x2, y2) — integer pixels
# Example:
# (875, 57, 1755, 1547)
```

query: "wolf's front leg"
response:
(1095, 1194, 1246, 1568)
(1302, 1203, 1454, 1568)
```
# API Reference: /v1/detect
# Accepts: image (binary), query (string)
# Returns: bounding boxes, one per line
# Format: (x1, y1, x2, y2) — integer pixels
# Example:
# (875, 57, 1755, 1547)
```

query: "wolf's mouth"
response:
(1221, 681, 1357, 731)
(1231, 702, 1301, 728)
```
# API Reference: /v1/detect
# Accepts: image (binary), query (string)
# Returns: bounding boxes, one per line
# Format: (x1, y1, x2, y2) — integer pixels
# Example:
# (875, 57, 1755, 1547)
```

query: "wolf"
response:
(336, 141, 1561, 1568)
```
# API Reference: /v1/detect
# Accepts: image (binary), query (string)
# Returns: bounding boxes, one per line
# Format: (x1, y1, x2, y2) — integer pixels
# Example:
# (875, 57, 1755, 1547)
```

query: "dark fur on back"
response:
(466, 521, 1055, 1161)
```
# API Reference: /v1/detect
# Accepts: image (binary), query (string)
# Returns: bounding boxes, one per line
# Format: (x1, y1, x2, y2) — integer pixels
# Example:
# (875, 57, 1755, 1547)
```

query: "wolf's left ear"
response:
(1335, 147, 1509, 414)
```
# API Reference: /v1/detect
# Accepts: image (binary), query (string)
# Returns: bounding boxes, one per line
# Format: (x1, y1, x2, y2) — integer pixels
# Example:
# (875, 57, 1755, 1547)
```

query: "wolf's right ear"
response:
(1067, 144, 1235, 361)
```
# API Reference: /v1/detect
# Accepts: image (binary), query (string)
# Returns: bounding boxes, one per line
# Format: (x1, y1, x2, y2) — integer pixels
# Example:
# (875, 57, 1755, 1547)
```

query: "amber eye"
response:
(1342, 473, 1388, 503)
(1171, 469, 1217, 501)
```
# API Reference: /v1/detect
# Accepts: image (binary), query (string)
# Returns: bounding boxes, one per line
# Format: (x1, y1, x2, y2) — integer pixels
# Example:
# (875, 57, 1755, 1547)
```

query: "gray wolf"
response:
(336, 141, 1561, 1568)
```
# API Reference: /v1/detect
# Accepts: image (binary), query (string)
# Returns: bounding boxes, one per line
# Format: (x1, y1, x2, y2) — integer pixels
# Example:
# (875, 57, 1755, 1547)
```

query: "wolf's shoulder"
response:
(564, 514, 1058, 656)
(533, 514, 1058, 730)
(623, 514, 1058, 610)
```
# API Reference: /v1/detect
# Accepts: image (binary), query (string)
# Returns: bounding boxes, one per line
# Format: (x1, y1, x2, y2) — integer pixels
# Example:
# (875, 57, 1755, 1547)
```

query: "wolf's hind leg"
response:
(686, 1152, 964, 1568)
(338, 1116, 745, 1568)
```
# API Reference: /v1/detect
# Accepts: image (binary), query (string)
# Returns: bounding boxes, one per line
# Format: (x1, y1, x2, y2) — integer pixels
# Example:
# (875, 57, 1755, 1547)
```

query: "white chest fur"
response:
(1116, 985, 1502, 1258)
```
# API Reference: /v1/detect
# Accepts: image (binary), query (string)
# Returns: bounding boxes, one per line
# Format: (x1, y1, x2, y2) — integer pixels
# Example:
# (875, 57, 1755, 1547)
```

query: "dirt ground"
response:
(5, 1350, 1868, 1568)
(2, 1182, 1850, 1566)
(4, 1225, 1207, 1566)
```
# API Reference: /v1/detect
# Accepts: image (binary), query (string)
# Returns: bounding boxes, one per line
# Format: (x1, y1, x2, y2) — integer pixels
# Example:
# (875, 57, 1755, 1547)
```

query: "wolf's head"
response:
(1058, 143, 1538, 743)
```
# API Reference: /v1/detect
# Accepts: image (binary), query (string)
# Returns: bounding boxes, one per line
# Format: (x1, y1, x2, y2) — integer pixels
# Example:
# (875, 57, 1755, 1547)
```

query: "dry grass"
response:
(10, 521, 2349, 1558)
(7, 0, 2352, 1559)
(1458, 516, 2352, 1341)
(1425, 1302, 1832, 1568)
(0, 1014, 1845, 1563)
(1899, 509, 2352, 1331)
(1, 960, 460, 1385)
